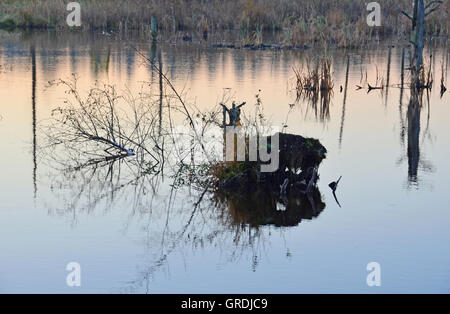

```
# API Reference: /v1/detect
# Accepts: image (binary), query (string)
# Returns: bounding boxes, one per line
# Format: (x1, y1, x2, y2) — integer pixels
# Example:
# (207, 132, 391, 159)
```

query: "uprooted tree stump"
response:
(214, 132, 327, 195)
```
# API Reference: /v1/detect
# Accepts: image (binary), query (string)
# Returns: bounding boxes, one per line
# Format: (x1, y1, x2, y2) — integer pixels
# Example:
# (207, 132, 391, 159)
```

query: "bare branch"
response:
(426, 6, 441, 17)
(425, 1, 442, 10)
(398, 3, 413, 20)
(89, 135, 135, 156)
(401, 10, 413, 20)
(425, 0, 443, 16)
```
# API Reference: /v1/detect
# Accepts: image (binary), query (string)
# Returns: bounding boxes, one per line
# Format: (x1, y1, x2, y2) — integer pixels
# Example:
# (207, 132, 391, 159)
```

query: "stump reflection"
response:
(214, 186, 325, 227)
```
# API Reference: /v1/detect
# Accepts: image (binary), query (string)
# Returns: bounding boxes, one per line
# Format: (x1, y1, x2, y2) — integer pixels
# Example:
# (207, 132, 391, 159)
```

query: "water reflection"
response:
(404, 88, 435, 187)
(22, 36, 446, 235)
(90, 45, 111, 76)
(44, 159, 160, 224)
(407, 90, 422, 184)
(295, 80, 333, 124)
(214, 187, 325, 227)
(2, 30, 450, 292)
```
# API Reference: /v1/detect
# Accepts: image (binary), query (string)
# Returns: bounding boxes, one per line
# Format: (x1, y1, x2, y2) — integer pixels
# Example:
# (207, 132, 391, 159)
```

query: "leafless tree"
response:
(401, 0, 444, 88)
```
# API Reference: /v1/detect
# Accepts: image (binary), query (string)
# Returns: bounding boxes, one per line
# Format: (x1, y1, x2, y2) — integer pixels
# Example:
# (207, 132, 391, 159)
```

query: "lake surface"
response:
(0, 31, 449, 293)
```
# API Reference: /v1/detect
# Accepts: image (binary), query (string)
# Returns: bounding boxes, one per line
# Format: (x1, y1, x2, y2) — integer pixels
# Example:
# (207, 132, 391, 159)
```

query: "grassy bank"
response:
(1, 0, 449, 47)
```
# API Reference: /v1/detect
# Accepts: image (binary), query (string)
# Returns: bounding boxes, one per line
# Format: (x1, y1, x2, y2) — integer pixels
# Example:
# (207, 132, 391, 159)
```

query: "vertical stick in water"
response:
(384, 46, 392, 106)
(159, 49, 163, 136)
(401, 48, 406, 88)
(446, 44, 449, 77)
(399, 47, 406, 146)
(339, 55, 350, 149)
(400, 47, 405, 104)
(31, 44, 37, 198)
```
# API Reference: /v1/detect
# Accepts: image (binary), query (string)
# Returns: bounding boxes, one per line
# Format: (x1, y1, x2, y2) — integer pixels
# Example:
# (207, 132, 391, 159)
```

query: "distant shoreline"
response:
(1, 27, 448, 53)
(1, 0, 449, 49)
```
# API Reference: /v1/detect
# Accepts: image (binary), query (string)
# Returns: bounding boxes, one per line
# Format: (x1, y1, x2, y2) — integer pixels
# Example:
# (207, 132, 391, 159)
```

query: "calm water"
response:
(0, 31, 449, 293)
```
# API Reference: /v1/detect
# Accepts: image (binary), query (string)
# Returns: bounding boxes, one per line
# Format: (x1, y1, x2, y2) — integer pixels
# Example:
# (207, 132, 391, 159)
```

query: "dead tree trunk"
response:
(401, 0, 443, 88)
(414, 0, 425, 75)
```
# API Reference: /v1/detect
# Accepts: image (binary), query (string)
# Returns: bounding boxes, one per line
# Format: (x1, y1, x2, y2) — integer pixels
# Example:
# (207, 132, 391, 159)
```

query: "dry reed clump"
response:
(293, 57, 333, 95)
(1, 0, 449, 45)
(293, 56, 334, 122)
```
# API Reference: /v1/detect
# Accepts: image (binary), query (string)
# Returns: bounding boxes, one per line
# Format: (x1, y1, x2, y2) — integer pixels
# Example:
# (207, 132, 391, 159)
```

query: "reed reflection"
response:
(90, 45, 111, 76)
